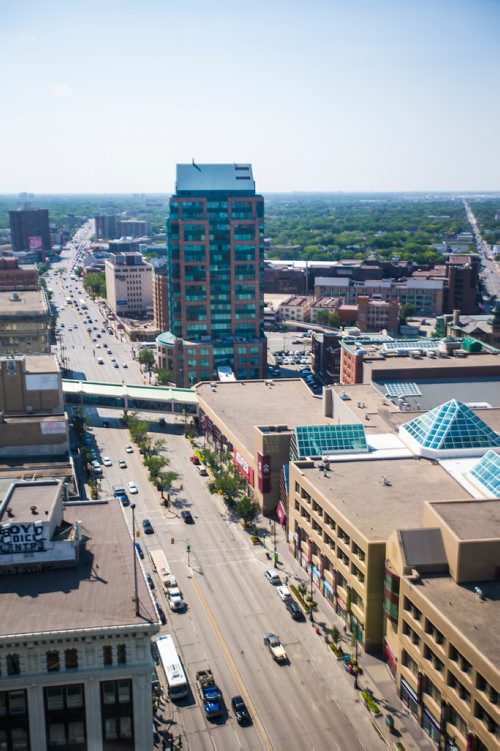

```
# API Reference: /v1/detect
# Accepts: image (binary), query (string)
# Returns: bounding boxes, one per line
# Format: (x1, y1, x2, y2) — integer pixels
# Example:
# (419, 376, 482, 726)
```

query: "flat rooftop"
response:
(176, 163, 255, 193)
(0, 289, 48, 316)
(23, 353, 59, 374)
(373, 377, 500, 411)
(294, 457, 472, 542)
(0, 481, 60, 522)
(364, 353, 500, 380)
(0, 501, 156, 638)
(428, 500, 500, 540)
(413, 576, 500, 669)
(197, 379, 336, 448)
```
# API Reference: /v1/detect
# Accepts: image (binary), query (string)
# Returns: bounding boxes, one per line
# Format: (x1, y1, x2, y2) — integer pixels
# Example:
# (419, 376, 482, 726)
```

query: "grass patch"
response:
(361, 690, 380, 715)
(290, 585, 310, 613)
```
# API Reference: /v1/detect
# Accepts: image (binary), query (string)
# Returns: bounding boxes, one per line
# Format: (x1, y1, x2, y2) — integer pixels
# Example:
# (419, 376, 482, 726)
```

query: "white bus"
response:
(156, 635, 188, 699)
(139, 341, 157, 350)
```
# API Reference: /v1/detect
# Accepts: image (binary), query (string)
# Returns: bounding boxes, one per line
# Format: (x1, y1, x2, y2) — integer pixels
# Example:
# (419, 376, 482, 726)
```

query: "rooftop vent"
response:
(10, 291, 20, 302)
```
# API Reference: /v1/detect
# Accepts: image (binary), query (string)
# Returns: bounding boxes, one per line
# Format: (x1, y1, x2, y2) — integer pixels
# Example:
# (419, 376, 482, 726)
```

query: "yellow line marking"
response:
(192, 576, 273, 751)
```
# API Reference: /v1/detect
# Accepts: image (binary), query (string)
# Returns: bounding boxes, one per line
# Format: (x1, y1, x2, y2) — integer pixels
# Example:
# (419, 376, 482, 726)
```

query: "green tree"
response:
(83, 271, 106, 298)
(155, 470, 179, 499)
(400, 303, 416, 324)
(236, 496, 260, 525)
(138, 349, 155, 370)
(144, 455, 168, 480)
(208, 465, 246, 503)
(72, 408, 86, 438)
(157, 368, 174, 386)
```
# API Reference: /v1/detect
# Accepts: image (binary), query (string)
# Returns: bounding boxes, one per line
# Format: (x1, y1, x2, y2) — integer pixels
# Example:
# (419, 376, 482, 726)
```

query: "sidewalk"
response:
(259, 527, 434, 751)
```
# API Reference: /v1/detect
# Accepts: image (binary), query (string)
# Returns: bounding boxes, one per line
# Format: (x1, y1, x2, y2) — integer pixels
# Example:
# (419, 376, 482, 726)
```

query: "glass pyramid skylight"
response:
(401, 399, 500, 454)
(470, 450, 500, 497)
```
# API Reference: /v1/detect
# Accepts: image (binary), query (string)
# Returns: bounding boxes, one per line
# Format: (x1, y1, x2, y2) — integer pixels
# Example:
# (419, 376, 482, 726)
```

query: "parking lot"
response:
(267, 331, 322, 393)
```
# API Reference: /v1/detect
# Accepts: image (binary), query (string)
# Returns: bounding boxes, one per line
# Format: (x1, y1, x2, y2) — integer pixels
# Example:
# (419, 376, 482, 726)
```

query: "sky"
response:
(1, 0, 499, 193)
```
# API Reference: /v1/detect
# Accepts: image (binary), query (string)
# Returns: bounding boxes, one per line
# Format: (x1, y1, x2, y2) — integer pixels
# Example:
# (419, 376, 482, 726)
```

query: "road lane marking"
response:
(192, 576, 273, 751)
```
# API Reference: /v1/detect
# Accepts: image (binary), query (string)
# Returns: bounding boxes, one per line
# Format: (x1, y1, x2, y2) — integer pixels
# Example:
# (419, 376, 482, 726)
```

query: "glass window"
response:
(103, 645, 113, 666)
(46, 687, 64, 711)
(7, 654, 20, 675)
(48, 724, 66, 746)
(102, 682, 116, 705)
(46, 651, 59, 672)
(68, 722, 85, 744)
(8, 691, 26, 716)
(64, 649, 78, 670)
(119, 716, 132, 738)
(117, 644, 127, 665)
(104, 718, 117, 740)
(66, 684, 83, 708)
(118, 680, 131, 704)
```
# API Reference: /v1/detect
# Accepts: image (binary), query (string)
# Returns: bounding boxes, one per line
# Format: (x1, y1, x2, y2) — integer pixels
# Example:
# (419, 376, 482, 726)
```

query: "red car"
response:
(190, 455, 200, 465)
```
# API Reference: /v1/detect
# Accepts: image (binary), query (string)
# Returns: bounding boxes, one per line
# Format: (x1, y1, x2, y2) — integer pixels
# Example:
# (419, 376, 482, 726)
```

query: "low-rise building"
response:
(104, 252, 153, 317)
(0, 289, 50, 355)
(279, 295, 313, 323)
(315, 277, 445, 316)
(0, 259, 39, 291)
(0, 479, 159, 751)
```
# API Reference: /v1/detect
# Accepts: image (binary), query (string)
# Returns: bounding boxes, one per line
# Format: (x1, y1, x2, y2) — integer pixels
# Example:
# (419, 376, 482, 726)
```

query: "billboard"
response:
(257, 452, 271, 493)
(233, 449, 254, 486)
(29, 236, 42, 250)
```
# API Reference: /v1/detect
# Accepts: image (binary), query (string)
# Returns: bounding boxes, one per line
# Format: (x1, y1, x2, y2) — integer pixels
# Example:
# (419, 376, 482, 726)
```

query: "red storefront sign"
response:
(276, 500, 286, 525)
(257, 452, 271, 493)
(233, 449, 254, 486)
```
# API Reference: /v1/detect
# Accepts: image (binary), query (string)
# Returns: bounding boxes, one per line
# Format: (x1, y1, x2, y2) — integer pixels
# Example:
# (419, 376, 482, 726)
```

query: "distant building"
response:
(116, 218, 152, 238)
(9, 209, 51, 254)
(445, 254, 480, 314)
(104, 252, 153, 317)
(314, 277, 445, 316)
(0, 258, 39, 291)
(94, 214, 118, 241)
(158, 163, 267, 387)
(0, 480, 159, 750)
(0, 354, 68, 459)
(152, 268, 169, 333)
(108, 238, 141, 254)
(0, 288, 51, 355)
(279, 295, 313, 323)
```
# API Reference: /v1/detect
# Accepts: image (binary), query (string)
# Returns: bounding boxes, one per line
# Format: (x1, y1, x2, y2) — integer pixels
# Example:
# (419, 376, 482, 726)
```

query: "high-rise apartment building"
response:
(104, 252, 153, 317)
(9, 209, 51, 253)
(157, 163, 267, 387)
(94, 215, 118, 241)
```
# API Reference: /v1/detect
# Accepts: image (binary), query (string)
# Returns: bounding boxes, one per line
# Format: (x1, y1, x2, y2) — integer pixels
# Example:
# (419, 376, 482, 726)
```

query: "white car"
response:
(119, 459, 127, 469)
(128, 481, 138, 494)
(167, 587, 185, 611)
(125, 445, 133, 454)
(276, 585, 291, 601)
(102, 457, 112, 467)
(264, 568, 281, 585)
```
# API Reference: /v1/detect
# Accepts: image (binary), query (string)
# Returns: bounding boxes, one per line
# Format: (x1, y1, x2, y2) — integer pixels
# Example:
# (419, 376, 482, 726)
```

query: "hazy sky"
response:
(1, 0, 499, 193)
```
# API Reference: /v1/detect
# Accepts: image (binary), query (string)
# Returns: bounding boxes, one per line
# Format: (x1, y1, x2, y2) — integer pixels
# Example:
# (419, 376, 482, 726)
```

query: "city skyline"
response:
(1, 0, 500, 193)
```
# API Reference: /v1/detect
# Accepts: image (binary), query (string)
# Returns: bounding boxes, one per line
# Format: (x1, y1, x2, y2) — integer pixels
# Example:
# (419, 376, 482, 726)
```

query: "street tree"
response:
(155, 470, 179, 499)
(236, 496, 260, 526)
(138, 349, 155, 370)
(157, 368, 174, 386)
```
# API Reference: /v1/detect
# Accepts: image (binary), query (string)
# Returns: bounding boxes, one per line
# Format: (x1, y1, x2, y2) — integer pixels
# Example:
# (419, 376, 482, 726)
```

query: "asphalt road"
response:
(51, 235, 385, 750)
(84, 412, 385, 751)
(464, 201, 500, 303)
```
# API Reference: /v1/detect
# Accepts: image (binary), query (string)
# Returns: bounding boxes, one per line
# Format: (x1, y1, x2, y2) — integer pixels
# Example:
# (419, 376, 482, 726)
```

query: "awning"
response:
(276, 500, 286, 525)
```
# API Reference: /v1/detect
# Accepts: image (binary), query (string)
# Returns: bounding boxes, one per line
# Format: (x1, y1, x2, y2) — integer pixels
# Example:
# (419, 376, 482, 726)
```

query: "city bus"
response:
(156, 635, 189, 699)
(139, 341, 157, 350)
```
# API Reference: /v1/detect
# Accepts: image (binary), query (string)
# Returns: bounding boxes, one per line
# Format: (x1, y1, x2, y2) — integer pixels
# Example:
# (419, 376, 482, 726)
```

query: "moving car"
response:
(126, 445, 133, 453)
(128, 481, 138, 494)
(142, 518, 154, 534)
(119, 459, 127, 468)
(263, 633, 287, 663)
(102, 456, 112, 467)
(167, 587, 185, 611)
(135, 542, 144, 559)
(276, 585, 291, 601)
(181, 510, 194, 524)
(264, 568, 281, 585)
(231, 695, 251, 725)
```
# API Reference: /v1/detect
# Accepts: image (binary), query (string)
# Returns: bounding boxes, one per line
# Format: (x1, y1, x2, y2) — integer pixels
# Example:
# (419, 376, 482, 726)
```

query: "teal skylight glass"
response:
(470, 450, 500, 496)
(383, 382, 421, 398)
(402, 400, 500, 452)
(294, 424, 368, 458)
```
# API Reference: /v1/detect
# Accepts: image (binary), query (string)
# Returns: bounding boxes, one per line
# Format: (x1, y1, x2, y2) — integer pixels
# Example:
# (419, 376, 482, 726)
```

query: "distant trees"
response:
(83, 272, 106, 298)
(313, 309, 340, 327)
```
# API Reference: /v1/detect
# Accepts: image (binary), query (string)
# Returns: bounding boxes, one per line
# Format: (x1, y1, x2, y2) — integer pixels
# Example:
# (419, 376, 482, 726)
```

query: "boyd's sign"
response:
(0, 523, 45, 553)
(233, 449, 254, 486)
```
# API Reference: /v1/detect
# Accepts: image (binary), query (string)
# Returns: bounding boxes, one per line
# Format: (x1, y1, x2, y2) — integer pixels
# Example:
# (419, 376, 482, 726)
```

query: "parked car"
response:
(231, 695, 251, 725)
(286, 599, 305, 621)
(190, 455, 200, 465)
(135, 542, 144, 559)
(264, 568, 281, 585)
(156, 602, 167, 625)
(142, 519, 154, 534)
(146, 573, 155, 590)
(198, 465, 208, 476)
(276, 585, 291, 601)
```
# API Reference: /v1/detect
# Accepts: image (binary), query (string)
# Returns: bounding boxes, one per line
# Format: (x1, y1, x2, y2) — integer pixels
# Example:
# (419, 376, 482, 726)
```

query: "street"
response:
(50, 231, 389, 749)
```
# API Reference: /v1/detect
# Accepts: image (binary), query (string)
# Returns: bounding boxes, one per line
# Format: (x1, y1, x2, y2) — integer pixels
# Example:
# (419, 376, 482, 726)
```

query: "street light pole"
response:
(130, 504, 139, 616)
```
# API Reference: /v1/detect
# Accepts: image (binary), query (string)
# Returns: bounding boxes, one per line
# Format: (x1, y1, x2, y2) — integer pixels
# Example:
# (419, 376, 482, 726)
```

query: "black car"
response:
(143, 519, 154, 535)
(181, 510, 194, 524)
(155, 602, 167, 625)
(146, 573, 155, 590)
(231, 695, 251, 725)
(135, 543, 144, 560)
(286, 599, 305, 621)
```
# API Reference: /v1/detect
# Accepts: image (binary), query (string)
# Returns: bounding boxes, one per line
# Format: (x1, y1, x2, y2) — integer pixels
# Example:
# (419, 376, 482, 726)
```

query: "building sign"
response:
(233, 449, 254, 486)
(41, 421, 66, 435)
(117, 300, 128, 306)
(276, 500, 286, 525)
(257, 452, 271, 493)
(29, 236, 42, 250)
(0, 523, 45, 553)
